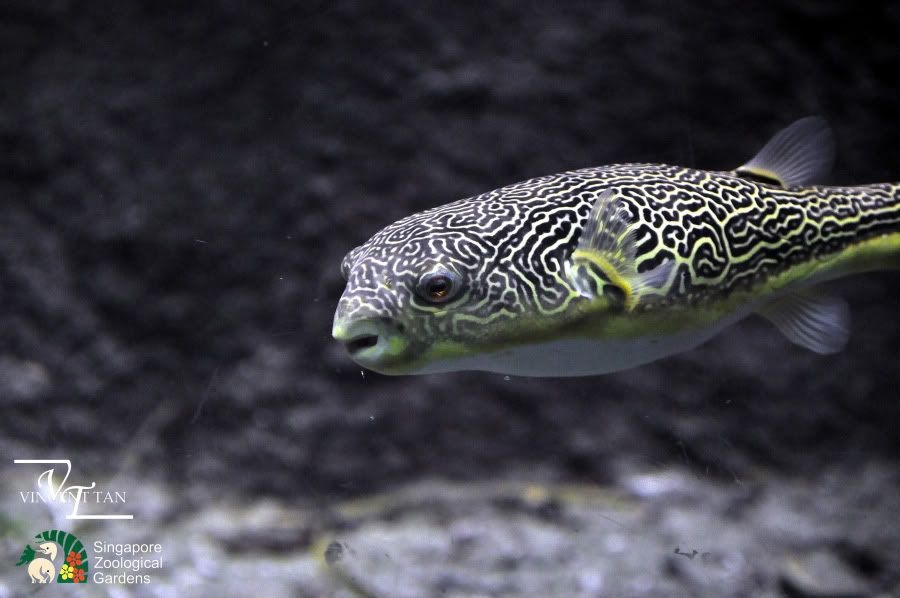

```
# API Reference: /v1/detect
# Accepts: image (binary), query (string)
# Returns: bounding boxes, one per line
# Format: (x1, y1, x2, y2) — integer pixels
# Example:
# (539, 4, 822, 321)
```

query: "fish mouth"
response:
(345, 333, 379, 355)
(332, 318, 408, 370)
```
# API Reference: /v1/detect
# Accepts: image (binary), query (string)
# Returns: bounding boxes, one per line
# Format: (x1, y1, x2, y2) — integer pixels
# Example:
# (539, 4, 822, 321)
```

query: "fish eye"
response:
(417, 271, 462, 304)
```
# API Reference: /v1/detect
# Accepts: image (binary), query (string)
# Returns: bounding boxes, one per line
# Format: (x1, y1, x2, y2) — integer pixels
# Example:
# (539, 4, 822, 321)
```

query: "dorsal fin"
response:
(736, 116, 835, 187)
(569, 189, 674, 311)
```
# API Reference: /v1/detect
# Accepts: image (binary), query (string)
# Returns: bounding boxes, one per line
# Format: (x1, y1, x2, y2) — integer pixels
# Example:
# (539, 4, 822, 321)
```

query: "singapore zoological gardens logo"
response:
(15, 530, 90, 584)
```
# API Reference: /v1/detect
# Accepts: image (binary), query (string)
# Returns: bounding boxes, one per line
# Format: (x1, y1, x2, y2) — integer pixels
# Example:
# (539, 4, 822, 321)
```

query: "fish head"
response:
(333, 224, 492, 375)
(332, 191, 588, 375)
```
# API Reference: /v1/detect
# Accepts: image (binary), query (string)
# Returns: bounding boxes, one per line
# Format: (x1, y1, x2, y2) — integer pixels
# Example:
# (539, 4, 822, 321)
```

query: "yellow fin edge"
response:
(571, 248, 637, 310)
(735, 166, 784, 186)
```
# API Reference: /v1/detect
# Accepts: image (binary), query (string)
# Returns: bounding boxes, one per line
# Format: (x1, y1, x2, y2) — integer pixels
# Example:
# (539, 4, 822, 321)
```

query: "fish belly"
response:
(419, 308, 756, 377)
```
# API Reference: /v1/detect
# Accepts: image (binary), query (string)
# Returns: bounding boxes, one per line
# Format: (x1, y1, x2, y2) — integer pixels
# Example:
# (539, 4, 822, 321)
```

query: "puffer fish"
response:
(333, 117, 900, 376)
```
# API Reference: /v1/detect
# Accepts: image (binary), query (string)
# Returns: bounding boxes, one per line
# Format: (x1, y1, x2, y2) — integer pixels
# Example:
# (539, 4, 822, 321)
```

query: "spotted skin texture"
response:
(335, 163, 900, 371)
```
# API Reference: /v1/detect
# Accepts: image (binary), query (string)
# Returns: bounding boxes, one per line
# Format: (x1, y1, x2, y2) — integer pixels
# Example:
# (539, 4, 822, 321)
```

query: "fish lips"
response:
(332, 318, 409, 372)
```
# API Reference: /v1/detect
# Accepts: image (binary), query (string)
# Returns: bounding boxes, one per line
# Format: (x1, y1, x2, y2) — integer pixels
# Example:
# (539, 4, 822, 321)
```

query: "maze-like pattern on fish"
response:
(339, 163, 900, 339)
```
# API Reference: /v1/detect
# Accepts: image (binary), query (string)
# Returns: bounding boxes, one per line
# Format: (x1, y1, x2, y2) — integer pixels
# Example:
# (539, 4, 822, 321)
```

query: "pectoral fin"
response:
(758, 290, 850, 354)
(569, 189, 674, 311)
(736, 116, 835, 187)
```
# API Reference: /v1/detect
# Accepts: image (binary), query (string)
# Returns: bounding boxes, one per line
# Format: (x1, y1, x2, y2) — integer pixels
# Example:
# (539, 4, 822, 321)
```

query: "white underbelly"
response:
(418, 306, 758, 377)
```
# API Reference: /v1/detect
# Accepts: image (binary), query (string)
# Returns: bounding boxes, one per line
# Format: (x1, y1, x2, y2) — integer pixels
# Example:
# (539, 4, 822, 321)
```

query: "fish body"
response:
(333, 118, 900, 376)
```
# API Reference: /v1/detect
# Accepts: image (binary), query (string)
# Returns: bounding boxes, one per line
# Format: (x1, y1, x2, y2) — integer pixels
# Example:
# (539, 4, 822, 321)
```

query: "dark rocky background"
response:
(1, 1, 899, 596)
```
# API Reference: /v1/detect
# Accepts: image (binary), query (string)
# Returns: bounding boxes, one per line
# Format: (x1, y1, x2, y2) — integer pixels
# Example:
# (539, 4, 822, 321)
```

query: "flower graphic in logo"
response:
(13, 529, 90, 583)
